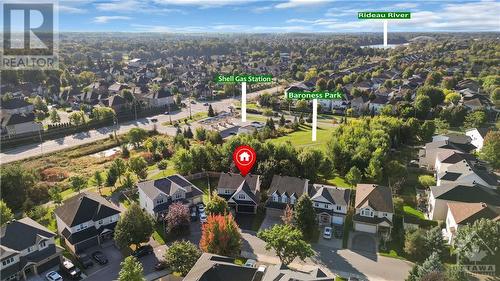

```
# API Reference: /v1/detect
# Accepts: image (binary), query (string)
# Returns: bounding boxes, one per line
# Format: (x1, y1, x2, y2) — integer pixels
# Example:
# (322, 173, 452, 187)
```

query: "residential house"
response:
(432, 133, 471, 145)
(137, 174, 203, 219)
(265, 175, 308, 215)
(443, 202, 500, 244)
(353, 184, 393, 236)
(1, 113, 42, 137)
(436, 165, 498, 189)
(311, 184, 351, 226)
(54, 192, 121, 254)
(143, 88, 174, 108)
(466, 128, 490, 151)
(237, 122, 265, 135)
(434, 151, 478, 175)
(427, 183, 500, 221)
(0, 218, 63, 281)
(217, 173, 261, 214)
(183, 253, 333, 281)
(0, 99, 34, 118)
(418, 140, 475, 170)
(101, 95, 127, 112)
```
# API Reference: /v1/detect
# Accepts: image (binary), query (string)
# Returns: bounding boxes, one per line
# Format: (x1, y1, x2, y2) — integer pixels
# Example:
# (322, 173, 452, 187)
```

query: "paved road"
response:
(0, 86, 282, 164)
(240, 231, 413, 281)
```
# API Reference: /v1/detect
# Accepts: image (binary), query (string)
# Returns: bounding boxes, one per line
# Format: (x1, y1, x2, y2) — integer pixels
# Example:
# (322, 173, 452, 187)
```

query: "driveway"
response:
(258, 209, 282, 231)
(349, 232, 378, 254)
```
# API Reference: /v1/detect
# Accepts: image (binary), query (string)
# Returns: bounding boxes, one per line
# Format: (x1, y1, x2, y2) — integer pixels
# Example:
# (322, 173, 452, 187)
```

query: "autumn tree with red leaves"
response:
(199, 214, 242, 257)
(165, 202, 190, 235)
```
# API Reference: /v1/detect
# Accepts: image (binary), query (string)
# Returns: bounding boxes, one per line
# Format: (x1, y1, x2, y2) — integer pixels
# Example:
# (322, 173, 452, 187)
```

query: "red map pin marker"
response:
(233, 145, 256, 176)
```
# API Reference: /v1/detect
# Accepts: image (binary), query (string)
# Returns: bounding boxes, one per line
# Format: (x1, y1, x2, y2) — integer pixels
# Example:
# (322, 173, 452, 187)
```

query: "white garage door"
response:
(354, 223, 377, 233)
(332, 216, 344, 225)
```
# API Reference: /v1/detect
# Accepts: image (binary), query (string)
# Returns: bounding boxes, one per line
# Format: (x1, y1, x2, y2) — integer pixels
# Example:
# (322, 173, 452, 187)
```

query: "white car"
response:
(244, 259, 257, 267)
(323, 227, 332, 240)
(199, 212, 207, 223)
(197, 204, 205, 214)
(46, 271, 63, 281)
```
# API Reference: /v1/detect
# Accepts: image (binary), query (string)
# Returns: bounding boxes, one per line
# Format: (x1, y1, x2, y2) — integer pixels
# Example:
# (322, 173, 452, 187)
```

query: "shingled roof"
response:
(448, 202, 500, 225)
(355, 184, 393, 213)
(54, 192, 121, 227)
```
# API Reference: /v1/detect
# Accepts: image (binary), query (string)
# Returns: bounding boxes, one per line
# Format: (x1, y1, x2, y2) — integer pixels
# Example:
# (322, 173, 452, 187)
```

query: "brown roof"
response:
(355, 184, 394, 213)
(447, 202, 500, 225)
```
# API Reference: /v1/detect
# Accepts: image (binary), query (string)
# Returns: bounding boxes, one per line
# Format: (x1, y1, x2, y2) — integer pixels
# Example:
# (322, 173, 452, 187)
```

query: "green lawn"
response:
(324, 175, 351, 188)
(268, 124, 335, 152)
(403, 205, 425, 219)
(147, 160, 178, 180)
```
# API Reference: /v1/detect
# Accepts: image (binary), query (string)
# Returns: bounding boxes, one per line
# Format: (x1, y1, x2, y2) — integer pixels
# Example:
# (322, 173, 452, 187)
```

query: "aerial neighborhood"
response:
(1, 32, 499, 281)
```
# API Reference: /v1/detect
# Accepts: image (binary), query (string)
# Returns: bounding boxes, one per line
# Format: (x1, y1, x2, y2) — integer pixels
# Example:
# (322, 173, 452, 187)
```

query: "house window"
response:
(361, 209, 373, 217)
(157, 199, 164, 204)
(336, 206, 342, 211)
(314, 202, 319, 207)
(76, 223, 88, 231)
(238, 194, 245, 200)
(26, 246, 34, 253)
(39, 241, 47, 249)
(98, 220, 103, 225)
(290, 198, 296, 205)
(281, 197, 287, 203)
(382, 213, 387, 217)
(224, 189, 232, 194)
(324, 203, 330, 208)
(174, 193, 182, 199)
(2, 257, 14, 266)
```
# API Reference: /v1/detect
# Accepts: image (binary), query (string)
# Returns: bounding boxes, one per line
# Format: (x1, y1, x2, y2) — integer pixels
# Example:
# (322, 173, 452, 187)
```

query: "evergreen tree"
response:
(293, 194, 318, 241)
(208, 104, 215, 117)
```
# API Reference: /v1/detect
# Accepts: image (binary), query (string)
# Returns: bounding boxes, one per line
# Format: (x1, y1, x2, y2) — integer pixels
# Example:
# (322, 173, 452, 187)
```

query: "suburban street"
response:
(0, 86, 282, 164)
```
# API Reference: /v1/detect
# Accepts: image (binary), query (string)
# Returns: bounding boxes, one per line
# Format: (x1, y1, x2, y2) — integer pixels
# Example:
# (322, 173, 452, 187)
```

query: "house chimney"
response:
(252, 265, 266, 281)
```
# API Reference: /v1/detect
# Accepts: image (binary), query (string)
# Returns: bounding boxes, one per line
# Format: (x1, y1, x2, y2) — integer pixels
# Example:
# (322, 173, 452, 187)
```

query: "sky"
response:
(11, 0, 500, 32)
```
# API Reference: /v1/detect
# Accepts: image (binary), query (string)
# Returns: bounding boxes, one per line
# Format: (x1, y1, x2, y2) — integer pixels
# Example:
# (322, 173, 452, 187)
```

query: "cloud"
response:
(93, 16, 131, 23)
(152, 0, 257, 8)
(58, 5, 86, 13)
(275, 0, 330, 9)
(96, 0, 183, 13)
(393, 3, 419, 9)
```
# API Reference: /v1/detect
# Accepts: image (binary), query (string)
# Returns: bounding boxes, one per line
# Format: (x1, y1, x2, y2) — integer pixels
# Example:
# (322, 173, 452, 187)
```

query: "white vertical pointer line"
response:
(383, 20, 388, 47)
(312, 99, 317, 142)
(241, 82, 247, 123)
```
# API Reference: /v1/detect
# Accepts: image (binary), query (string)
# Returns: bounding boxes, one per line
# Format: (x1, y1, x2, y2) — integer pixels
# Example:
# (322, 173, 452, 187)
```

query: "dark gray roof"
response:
(431, 183, 500, 205)
(311, 185, 351, 206)
(137, 174, 203, 200)
(439, 171, 462, 181)
(0, 217, 55, 251)
(1, 113, 36, 126)
(0, 98, 32, 109)
(229, 180, 259, 204)
(268, 175, 308, 197)
(54, 192, 121, 227)
(217, 173, 259, 192)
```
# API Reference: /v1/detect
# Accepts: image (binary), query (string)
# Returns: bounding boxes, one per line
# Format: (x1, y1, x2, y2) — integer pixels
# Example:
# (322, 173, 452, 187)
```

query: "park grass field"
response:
(268, 124, 335, 152)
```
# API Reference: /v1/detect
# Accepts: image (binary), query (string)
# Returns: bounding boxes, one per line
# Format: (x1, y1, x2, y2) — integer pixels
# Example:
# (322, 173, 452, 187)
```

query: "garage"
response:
(332, 216, 344, 225)
(354, 223, 377, 233)
(236, 204, 256, 214)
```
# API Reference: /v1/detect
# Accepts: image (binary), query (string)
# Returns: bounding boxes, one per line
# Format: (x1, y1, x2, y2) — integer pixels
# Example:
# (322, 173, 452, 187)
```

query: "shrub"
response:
(139, 152, 154, 165)
(158, 159, 168, 170)
(40, 167, 69, 182)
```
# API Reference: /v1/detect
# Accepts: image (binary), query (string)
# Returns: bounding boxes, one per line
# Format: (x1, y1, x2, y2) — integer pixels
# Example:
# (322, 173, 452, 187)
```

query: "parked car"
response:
(92, 251, 108, 265)
(45, 271, 63, 281)
(323, 227, 332, 240)
(154, 262, 167, 271)
(191, 208, 198, 221)
(77, 253, 93, 268)
(164, 111, 170, 115)
(132, 245, 153, 258)
(200, 212, 207, 223)
(204, 102, 209, 106)
(244, 259, 257, 268)
(61, 259, 81, 279)
(190, 100, 196, 104)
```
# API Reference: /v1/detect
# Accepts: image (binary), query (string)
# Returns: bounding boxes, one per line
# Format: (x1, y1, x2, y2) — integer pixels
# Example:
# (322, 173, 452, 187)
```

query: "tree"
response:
(208, 104, 215, 117)
(417, 252, 444, 279)
(315, 78, 327, 91)
(298, 149, 323, 182)
(480, 131, 500, 169)
(385, 160, 406, 191)
(128, 156, 148, 179)
(127, 128, 148, 148)
(199, 214, 242, 257)
(279, 114, 286, 126)
(48, 186, 63, 204)
(425, 227, 446, 260)
(464, 110, 487, 129)
(418, 175, 436, 188)
(164, 241, 201, 276)
(415, 95, 432, 118)
(293, 194, 317, 241)
(165, 202, 190, 235)
(195, 127, 207, 141)
(257, 224, 314, 266)
(404, 228, 427, 261)
(346, 166, 362, 187)
(118, 256, 145, 281)
(444, 91, 461, 105)
(0, 200, 14, 225)
(49, 108, 60, 123)
(0, 165, 38, 211)
(115, 172, 137, 190)
(445, 266, 468, 281)
(281, 204, 294, 225)
(93, 171, 104, 194)
(205, 191, 230, 215)
(418, 120, 435, 142)
(70, 175, 87, 193)
(455, 218, 500, 265)
(114, 203, 154, 249)
(69, 111, 85, 125)
(206, 130, 223, 145)
(417, 86, 444, 107)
